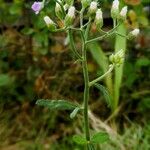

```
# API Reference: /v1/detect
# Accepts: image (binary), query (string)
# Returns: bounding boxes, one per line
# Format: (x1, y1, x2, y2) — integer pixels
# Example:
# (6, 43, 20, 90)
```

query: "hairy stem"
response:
(81, 31, 90, 142)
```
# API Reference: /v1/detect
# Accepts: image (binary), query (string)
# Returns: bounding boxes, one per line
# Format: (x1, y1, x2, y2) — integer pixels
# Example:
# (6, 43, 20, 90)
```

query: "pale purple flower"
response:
(31, 1, 43, 14)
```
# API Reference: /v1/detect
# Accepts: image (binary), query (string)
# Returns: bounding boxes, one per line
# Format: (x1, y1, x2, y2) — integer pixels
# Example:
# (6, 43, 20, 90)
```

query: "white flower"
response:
(43, 16, 56, 31)
(112, 0, 119, 10)
(95, 9, 103, 30)
(65, 6, 75, 26)
(89, 1, 97, 14)
(96, 9, 103, 20)
(111, 0, 119, 18)
(67, 6, 75, 18)
(131, 28, 140, 36)
(120, 6, 128, 18)
(44, 16, 54, 25)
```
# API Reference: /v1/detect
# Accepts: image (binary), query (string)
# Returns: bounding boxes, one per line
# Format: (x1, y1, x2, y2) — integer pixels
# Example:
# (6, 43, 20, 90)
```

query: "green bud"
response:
(55, 2, 64, 20)
(109, 49, 124, 66)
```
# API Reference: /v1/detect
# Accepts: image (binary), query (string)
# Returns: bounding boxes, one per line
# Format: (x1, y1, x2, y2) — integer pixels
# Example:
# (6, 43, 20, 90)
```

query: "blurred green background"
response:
(0, 0, 150, 149)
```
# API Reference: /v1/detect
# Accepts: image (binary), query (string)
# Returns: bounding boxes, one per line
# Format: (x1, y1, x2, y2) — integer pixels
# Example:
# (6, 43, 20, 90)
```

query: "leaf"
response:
(94, 83, 112, 107)
(0, 74, 11, 87)
(135, 57, 150, 67)
(73, 135, 87, 145)
(91, 132, 109, 144)
(88, 42, 113, 95)
(36, 99, 78, 110)
(21, 27, 34, 35)
(114, 23, 127, 111)
(70, 107, 81, 119)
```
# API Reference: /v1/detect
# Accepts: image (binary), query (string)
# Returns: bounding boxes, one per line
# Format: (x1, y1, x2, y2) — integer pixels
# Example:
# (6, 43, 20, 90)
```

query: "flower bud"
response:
(111, 0, 119, 19)
(65, 6, 75, 26)
(127, 28, 140, 39)
(109, 49, 124, 66)
(119, 6, 128, 21)
(88, 1, 97, 15)
(55, 1, 64, 20)
(95, 9, 103, 30)
(81, 0, 91, 9)
(44, 16, 56, 31)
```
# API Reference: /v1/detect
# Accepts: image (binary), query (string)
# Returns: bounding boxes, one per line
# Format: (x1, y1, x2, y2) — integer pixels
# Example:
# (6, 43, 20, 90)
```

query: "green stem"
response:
(81, 31, 90, 142)
(86, 22, 121, 44)
(89, 64, 114, 87)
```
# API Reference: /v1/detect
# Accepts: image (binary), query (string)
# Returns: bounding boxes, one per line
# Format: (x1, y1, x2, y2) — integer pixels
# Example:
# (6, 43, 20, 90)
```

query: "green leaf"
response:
(135, 57, 150, 67)
(94, 83, 112, 107)
(0, 74, 11, 87)
(91, 132, 109, 144)
(73, 135, 87, 145)
(21, 27, 34, 35)
(114, 23, 127, 111)
(70, 107, 81, 119)
(36, 99, 78, 110)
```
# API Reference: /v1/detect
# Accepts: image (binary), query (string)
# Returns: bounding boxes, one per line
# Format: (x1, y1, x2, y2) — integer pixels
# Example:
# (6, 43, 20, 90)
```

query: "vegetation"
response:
(0, 0, 149, 149)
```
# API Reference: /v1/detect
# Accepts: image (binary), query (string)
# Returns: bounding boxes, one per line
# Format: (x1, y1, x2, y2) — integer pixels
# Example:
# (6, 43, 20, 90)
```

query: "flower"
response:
(111, 0, 119, 19)
(128, 28, 140, 39)
(120, 6, 128, 20)
(67, 6, 75, 18)
(65, 6, 76, 26)
(44, 16, 56, 31)
(95, 9, 103, 30)
(130, 28, 140, 36)
(31, 1, 43, 14)
(89, 1, 98, 15)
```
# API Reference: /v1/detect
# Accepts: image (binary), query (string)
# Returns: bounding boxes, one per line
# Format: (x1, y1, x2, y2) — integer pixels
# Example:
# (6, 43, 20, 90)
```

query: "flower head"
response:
(44, 16, 56, 31)
(120, 6, 128, 20)
(128, 28, 140, 39)
(131, 28, 140, 36)
(111, 0, 119, 19)
(95, 9, 103, 30)
(31, 1, 43, 14)
(89, 1, 98, 15)
(67, 6, 75, 18)
(65, 6, 76, 26)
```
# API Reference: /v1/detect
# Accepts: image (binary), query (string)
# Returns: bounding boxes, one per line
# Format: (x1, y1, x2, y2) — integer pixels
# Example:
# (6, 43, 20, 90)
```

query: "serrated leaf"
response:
(73, 135, 87, 145)
(36, 99, 78, 110)
(70, 107, 81, 119)
(94, 83, 112, 107)
(91, 132, 109, 144)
